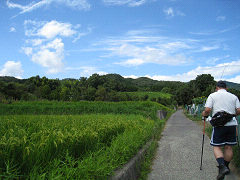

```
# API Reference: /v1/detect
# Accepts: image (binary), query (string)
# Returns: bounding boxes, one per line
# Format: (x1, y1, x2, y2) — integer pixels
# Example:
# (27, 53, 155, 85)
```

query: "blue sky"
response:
(1, 0, 240, 82)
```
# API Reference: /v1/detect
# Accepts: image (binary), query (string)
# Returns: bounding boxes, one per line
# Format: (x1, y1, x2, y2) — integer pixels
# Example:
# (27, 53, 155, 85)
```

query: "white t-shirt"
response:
(205, 89, 240, 126)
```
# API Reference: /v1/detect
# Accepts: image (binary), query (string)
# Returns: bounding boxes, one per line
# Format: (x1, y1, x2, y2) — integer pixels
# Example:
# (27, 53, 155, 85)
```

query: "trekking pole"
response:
(200, 116, 206, 170)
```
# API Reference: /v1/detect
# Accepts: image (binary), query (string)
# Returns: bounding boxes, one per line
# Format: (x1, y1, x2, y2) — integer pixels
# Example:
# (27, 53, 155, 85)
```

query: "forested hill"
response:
(0, 74, 240, 105)
(225, 81, 240, 90)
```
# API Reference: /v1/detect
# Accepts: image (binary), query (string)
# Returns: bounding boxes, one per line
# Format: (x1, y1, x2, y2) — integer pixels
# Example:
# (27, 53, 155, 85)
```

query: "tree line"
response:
(0, 73, 240, 106)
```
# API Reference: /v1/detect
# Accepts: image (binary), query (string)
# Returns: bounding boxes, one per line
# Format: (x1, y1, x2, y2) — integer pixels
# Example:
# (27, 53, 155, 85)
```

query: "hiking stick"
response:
(200, 117, 206, 170)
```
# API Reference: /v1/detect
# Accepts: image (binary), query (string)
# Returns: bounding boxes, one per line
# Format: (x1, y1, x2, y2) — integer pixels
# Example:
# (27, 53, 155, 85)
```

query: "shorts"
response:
(210, 126, 237, 146)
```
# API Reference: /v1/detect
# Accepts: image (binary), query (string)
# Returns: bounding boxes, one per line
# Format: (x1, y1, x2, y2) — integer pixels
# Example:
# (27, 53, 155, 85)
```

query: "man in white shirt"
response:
(202, 81, 240, 180)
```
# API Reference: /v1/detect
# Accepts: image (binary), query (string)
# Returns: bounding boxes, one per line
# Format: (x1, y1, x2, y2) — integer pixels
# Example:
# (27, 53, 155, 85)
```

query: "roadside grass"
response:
(138, 141, 158, 180)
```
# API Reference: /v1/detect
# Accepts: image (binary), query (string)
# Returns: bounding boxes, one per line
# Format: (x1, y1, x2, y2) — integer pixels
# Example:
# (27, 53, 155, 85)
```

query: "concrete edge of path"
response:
(110, 110, 169, 180)
(110, 140, 153, 180)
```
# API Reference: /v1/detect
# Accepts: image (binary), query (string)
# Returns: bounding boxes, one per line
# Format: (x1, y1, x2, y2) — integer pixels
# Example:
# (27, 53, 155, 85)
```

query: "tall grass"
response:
(0, 101, 172, 178)
(0, 114, 154, 178)
(118, 92, 172, 99)
(0, 101, 171, 120)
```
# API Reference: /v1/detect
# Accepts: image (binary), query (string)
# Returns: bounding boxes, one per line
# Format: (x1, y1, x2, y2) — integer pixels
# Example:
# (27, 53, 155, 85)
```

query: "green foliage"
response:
(0, 101, 171, 120)
(175, 84, 194, 105)
(0, 101, 171, 178)
(0, 114, 155, 178)
(194, 74, 216, 97)
(233, 146, 240, 168)
(139, 141, 158, 180)
(229, 88, 240, 100)
(117, 92, 175, 106)
(225, 81, 240, 90)
(192, 96, 207, 105)
(0, 73, 240, 105)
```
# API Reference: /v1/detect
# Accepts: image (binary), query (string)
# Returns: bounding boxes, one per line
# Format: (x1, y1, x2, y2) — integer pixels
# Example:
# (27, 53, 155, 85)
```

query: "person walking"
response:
(202, 80, 240, 180)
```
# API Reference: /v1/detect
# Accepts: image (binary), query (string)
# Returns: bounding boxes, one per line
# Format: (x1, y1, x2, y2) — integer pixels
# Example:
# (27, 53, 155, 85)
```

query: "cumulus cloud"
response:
(124, 60, 240, 83)
(0, 61, 24, 78)
(23, 20, 88, 74)
(6, 0, 91, 15)
(24, 20, 77, 39)
(38, 21, 76, 39)
(31, 38, 64, 74)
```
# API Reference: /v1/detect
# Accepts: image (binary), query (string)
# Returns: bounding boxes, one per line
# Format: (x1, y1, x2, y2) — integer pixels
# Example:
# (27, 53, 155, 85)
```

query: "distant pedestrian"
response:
(202, 80, 240, 180)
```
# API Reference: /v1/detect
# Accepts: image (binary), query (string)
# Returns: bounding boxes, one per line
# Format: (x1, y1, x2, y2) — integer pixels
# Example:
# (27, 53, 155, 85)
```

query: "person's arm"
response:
(202, 107, 212, 117)
(202, 95, 213, 117)
(236, 108, 240, 116)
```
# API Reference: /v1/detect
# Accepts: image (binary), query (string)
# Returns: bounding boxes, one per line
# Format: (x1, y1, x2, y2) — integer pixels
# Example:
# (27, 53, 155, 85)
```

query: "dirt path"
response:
(147, 110, 239, 180)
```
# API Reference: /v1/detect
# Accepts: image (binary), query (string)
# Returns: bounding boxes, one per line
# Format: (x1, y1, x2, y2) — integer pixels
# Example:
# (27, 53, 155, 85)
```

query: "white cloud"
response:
(92, 29, 226, 68)
(193, 45, 220, 52)
(23, 20, 90, 73)
(117, 58, 145, 66)
(37, 21, 77, 39)
(161, 41, 191, 50)
(9, 27, 16, 32)
(163, 7, 185, 18)
(164, 7, 174, 17)
(216, 16, 226, 21)
(6, 0, 90, 15)
(227, 76, 240, 83)
(66, 66, 107, 77)
(206, 55, 230, 65)
(0, 61, 23, 79)
(103, 0, 148, 7)
(123, 75, 139, 79)
(125, 60, 240, 83)
(31, 39, 45, 46)
(25, 20, 77, 39)
(22, 47, 33, 56)
(98, 33, 199, 66)
(72, 27, 93, 43)
(26, 38, 64, 74)
(113, 43, 187, 66)
(201, 46, 219, 52)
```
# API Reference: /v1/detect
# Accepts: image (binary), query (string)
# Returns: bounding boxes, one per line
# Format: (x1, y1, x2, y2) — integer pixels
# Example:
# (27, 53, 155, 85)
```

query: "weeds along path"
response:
(148, 110, 238, 180)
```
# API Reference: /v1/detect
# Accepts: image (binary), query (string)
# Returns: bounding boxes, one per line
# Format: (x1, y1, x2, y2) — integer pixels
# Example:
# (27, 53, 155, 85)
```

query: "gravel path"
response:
(148, 110, 239, 180)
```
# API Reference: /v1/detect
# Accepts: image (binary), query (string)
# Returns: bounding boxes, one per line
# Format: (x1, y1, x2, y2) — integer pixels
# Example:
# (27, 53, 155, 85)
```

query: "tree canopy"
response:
(0, 74, 239, 106)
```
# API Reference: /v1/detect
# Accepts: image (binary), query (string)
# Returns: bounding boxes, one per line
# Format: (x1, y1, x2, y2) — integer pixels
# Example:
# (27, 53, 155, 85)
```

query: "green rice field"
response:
(0, 101, 172, 179)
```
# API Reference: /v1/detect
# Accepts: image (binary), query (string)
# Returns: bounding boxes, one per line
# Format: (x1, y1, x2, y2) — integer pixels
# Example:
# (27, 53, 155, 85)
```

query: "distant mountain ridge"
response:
(224, 81, 240, 90)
